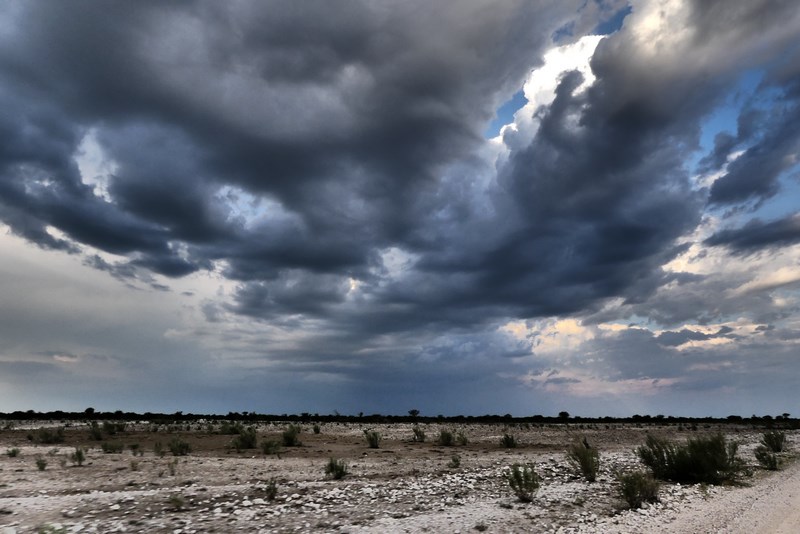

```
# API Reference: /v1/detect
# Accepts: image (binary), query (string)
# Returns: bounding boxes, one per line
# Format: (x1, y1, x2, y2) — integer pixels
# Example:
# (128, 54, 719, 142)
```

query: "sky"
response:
(1, 0, 800, 418)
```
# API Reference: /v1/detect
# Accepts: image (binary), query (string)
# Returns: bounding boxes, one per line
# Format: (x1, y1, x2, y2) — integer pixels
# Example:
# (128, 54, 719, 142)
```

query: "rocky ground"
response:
(0, 421, 796, 533)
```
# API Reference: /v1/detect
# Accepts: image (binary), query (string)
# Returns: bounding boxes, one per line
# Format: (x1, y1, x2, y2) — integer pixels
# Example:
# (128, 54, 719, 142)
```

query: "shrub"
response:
(261, 439, 282, 456)
(637, 433, 746, 484)
(168, 437, 191, 456)
(101, 442, 124, 454)
(129, 443, 142, 456)
(36, 457, 47, 471)
(437, 430, 454, 446)
(282, 425, 302, 447)
(70, 447, 85, 466)
(412, 425, 426, 442)
(618, 471, 659, 509)
(168, 494, 185, 511)
(505, 463, 540, 502)
(265, 478, 278, 500)
(325, 458, 348, 480)
(102, 421, 126, 435)
(364, 429, 381, 449)
(88, 421, 103, 441)
(29, 427, 65, 444)
(761, 430, 786, 453)
(754, 446, 779, 470)
(6, 448, 20, 458)
(567, 438, 600, 482)
(231, 426, 258, 451)
(154, 441, 166, 457)
(313, 424, 321, 434)
(448, 454, 461, 468)
(456, 431, 469, 446)
(500, 434, 517, 449)
(219, 421, 241, 435)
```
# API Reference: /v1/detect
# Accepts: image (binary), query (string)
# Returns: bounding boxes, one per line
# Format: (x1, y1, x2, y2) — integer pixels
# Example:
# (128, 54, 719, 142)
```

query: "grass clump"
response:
(617, 471, 660, 509)
(363, 429, 381, 449)
(760, 430, 786, 453)
(35, 457, 47, 471)
(754, 446, 780, 470)
(412, 425, 426, 442)
(505, 463, 540, 502)
(231, 426, 258, 451)
(70, 447, 86, 466)
(567, 438, 600, 482)
(6, 448, 20, 458)
(261, 439, 282, 456)
(437, 429, 454, 446)
(168, 437, 191, 456)
(500, 433, 517, 448)
(313, 424, 321, 434)
(456, 431, 469, 446)
(637, 433, 746, 485)
(264, 478, 278, 500)
(282, 425, 302, 447)
(100, 442, 124, 454)
(448, 454, 461, 468)
(325, 458, 348, 480)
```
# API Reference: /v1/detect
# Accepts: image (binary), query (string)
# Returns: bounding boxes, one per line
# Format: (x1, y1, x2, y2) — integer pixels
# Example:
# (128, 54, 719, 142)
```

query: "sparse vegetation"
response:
(100, 441, 124, 454)
(313, 424, 321, 434)
(754, 446, 779, 470)
(412, 425, 426, 442)
(231, 426, 258, 451)
(567, 438, 600, 482)
(448, 454, 461, 468)
(363, 429, 381, 448)
(325, 457, 348, 480)
(154, 441, 166, 457)
(265, 478, 278, 500)
(500, 433, 517, 448)
(456, 431, 469, 446)
(168, 437, 191, 456)
(28, 427, 65, 444)
(88, 421, 103, 441)
(505, 463, 540, 502)
(6, 448, 20, 457)
(167, 494, 185, 511)
(282, 425, 302, 447)
(35, 457, 47, 471)
(437, 429, 454, 446)
(261, 439, 282, 456)
(637, 433, 746, 484)
(760, 430, 786, 453)
(70, 447, 85, 466)
(618, 471, 660, 509)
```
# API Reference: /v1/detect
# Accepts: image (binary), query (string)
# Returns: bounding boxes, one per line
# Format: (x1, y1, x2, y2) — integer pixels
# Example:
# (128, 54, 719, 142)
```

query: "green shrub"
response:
(6, 448, 20, 457)
(437, 430, 454, 446)
(754, 446, 779, 470)
(29, 427, 65, 444)
(261, 439, 282, 456)
(88, 421, 103, 441)
(456, 431, 469, 446)
(325, 458, 348, 480)
(618, 471, 659, 509)
(100, 442, 124, 454)
(231, 426, 258, 451)
(70, 447, 85, 466)
(36, 457, 47, 471)
(505, 463, 540, 502)
(313, 424, 321, 434)
(265, 478, 278, 500)
(168, 437, 191, 456)
(102, 421, 126, 435)
(448, 454, 461, 468)
(219, 421, 241, 435)
(363, 429, 381, 449)
(412, 425, 426, 442)
(282, 425, 302, 447)
(761, 430, 786, 453)
(567, 438, 600, 482)
(637, 433, 745, 484)
(500, 434, 517, 448)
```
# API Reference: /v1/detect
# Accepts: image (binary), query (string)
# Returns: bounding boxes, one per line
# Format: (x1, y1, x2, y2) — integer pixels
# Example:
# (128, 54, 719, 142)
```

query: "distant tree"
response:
(84, 407, 95, 416)
(408, 409, 420, 418)
(558, 411, 570, 420)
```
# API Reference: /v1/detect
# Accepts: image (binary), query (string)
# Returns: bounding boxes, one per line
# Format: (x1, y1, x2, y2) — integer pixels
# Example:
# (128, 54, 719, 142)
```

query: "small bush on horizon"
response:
(412, 425, 426, 442)
(761, 430, 786, 453)
(505, 463, 540, 502)
(282, 425, 302, 447)
(567, 438, 600, 482)
(500, 434, 517, 448)
(364, 429, 381, 449)
(325, 457, 348, 480)
(617, 471, 659, 509)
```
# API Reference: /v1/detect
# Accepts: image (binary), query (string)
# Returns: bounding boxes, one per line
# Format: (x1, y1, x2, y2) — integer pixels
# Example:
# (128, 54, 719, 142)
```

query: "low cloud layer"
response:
(1, 0, 799, 416)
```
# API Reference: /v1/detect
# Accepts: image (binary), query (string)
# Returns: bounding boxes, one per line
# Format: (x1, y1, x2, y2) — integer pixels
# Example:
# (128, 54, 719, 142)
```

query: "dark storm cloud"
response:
(655, 327, 733, 347)
(705, 213, 800, 253)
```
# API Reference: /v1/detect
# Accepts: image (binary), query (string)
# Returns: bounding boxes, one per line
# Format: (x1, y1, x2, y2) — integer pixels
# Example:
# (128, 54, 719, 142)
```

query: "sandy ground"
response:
(0, 421, 796, 533)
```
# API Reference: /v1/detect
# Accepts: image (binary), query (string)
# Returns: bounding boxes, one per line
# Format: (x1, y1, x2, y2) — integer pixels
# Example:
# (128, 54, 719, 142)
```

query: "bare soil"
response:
(0, 421, 795, 533)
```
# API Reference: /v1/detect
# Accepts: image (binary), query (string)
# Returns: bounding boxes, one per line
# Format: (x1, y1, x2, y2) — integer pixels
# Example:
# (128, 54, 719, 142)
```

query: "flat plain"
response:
(0, 420, 797, 533)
